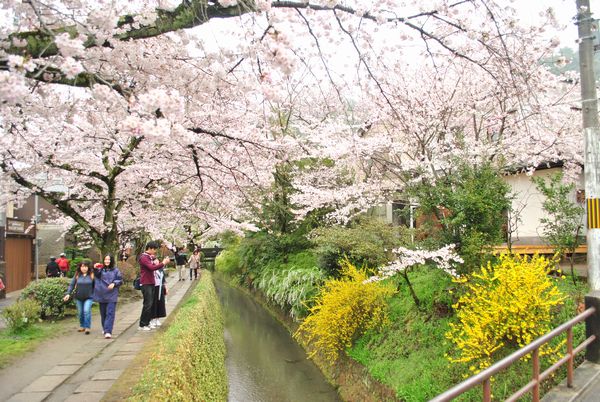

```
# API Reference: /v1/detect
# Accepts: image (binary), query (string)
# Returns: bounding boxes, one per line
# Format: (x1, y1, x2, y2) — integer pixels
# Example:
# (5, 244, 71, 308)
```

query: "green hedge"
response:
(128, 271, 227, 401)
(19, 278, 70, 319)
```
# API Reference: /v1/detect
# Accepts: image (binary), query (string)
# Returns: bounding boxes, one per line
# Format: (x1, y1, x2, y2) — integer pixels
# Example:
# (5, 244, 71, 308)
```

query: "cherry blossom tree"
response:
(0, 0, 582, 253)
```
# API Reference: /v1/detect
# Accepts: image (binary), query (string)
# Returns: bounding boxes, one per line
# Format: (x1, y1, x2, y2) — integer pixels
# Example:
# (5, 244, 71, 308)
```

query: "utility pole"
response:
(0, 204, 5, 298)
(34, 194, 39, 281)
(578, 0, 600, 290)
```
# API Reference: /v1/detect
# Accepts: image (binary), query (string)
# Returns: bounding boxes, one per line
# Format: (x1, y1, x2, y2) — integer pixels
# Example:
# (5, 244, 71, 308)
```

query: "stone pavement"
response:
(4, 275, 194, 402)
(541, 361, 600, 402)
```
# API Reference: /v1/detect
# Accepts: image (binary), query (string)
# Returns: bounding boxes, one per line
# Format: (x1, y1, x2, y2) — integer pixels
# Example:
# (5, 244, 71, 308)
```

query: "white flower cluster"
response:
(157, 0, 179, 11)
(256, 0, 272, 12)
(60, 57, 84, 79)
(0, 71, 29, 104)
(219, 0, 238, 7)
(369, 244, 464, 282)
(136, 88, 184, 119)
(7, 55, 35, 72)
(54, 33, 85, 58)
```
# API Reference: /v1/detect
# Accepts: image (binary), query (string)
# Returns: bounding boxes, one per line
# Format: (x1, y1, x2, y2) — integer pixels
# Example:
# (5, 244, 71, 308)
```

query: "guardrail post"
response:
(585, 291, 600, 362)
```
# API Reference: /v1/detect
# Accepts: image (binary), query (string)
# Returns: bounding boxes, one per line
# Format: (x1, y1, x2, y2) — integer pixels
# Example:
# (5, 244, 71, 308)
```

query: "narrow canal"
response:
(215, 279, 342, 402)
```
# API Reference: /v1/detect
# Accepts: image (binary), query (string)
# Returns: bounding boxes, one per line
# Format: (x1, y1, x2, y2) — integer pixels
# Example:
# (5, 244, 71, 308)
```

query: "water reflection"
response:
(215, 280, 342, 402)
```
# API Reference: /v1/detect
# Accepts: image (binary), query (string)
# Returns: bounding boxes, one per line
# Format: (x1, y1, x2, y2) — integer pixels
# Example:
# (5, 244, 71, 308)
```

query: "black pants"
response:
(139, 284, 155, 327)
(189, 268, 198, 280)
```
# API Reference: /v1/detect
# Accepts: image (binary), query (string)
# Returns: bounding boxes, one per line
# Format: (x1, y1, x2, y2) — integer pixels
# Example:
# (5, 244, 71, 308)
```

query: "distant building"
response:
(1, 180, 68, 296)
(371, 162, 585, 247)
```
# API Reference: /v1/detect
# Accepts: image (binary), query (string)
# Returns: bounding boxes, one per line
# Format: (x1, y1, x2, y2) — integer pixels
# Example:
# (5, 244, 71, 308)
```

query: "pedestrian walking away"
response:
(93, 255, 123, 339)
(56, 253, 70, 276)
(189, 248, 201, 280)
(174, 247, 188, 281)
(151, 266, 167, 328)
(46, 256, 61, 278)
(138, 241, 169, 331)
(63, 259, 95, 334)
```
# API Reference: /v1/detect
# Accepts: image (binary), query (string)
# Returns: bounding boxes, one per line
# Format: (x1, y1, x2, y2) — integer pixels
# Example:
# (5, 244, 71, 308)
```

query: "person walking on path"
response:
(174, 247, 188, 281)
(151, 266, 167, 328)
(56, 253, 70, 277)
(46, 256, 61, 278)
(63, 260, 95, 334)
(189, 248, 201, 280)
(93, 255, 123, 339)
(139, 241, 169, 331)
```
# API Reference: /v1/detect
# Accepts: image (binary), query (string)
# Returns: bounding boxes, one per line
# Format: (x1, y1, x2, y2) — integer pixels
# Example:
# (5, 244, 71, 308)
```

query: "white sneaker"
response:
(104, 333, 112, 339)
(138, 326, 151, 331)
(154, 320, 162, 327)
(149, 323, 157, 329)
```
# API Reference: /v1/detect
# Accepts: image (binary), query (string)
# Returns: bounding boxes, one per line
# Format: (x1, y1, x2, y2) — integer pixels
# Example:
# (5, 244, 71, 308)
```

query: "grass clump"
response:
(254, 251, 325, 319)
(1, 299, 41, 332)
(0, 321, 65, 368)
(128, 271, 227, 401)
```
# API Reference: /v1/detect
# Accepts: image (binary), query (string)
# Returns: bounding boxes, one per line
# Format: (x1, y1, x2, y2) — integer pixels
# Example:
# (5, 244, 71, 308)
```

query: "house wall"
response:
(503, 167, 586, 245)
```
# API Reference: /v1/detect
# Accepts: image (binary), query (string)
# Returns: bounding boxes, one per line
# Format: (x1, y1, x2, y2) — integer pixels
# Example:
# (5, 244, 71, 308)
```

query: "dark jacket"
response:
(93, 266, 122, 303)
(66, 274, 94, 300)
(175, 252, 187, 266)
(46, 261, 61, 278)
(139, 253, 164, 285)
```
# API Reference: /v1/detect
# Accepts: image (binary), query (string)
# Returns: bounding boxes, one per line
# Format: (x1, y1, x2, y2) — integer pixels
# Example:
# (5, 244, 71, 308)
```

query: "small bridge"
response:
(431, 291, 600, 401)
(199, 247, 223, 268)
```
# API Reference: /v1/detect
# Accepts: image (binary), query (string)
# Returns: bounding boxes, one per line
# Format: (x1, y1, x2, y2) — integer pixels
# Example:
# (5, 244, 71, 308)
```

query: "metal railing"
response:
(430, 307, 597, 402)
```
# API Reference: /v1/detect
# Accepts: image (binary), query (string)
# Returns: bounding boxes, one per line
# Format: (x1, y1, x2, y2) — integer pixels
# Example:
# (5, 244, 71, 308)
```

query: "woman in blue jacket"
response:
(93, 255, 122, 339)
(63, 260, 94, 334)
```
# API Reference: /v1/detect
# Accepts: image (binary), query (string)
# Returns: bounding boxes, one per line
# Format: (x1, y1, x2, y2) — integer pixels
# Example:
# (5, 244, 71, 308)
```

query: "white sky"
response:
(515, 0, 600, 48)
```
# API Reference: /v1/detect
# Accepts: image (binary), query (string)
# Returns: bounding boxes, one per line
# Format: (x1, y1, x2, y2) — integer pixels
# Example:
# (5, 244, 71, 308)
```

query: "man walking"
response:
(174, 247, 188, 281)
(46, 256, 61, 278)
(56, 253, 70, 276)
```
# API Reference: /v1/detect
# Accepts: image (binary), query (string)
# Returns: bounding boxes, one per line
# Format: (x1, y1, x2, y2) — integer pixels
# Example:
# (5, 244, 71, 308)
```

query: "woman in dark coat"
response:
(63, 260, 95, 334)
(93, 255, 122, 339)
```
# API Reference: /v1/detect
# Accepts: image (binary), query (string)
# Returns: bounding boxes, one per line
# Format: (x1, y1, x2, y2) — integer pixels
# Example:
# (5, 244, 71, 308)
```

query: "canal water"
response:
(215, 280, 342, 402)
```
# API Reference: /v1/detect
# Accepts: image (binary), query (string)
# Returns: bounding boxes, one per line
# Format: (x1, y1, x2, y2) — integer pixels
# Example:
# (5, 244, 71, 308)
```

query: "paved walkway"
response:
(542, 361, 600, 402)
(2, 275, 194, 402)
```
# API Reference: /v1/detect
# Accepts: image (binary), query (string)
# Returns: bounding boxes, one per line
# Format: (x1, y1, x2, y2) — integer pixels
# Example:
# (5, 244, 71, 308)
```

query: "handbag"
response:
(133, 275, 142, 290)
(0, 278, 5, 291)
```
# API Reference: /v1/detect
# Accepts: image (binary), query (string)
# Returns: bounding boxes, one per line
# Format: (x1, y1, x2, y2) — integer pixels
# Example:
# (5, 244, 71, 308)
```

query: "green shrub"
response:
(215, 239, 242, 276)
(311, 216, 410, 275)
(254, 251, 325, 319)
(19, 278, 70, 319)
(129, 271, 227, 401)
(408, 162, 511, 275)
(1, 299, 41, 332)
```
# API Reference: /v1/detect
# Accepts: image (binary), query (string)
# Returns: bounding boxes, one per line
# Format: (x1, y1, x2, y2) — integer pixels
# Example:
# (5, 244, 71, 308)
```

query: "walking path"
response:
(1, 275, 194, 402)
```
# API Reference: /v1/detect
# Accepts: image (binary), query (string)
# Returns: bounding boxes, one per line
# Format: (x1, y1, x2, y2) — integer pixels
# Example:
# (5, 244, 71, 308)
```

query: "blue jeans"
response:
(75, 298, 93, 329)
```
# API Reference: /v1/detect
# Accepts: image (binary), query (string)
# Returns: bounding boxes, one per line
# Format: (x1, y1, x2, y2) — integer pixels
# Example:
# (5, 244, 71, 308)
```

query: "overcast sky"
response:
(515, 0, 600, 48)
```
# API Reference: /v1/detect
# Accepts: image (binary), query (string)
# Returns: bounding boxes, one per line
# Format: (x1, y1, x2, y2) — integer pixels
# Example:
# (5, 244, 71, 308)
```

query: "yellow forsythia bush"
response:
(294, 259, 395, 362)
(446, 254, 566, 373)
